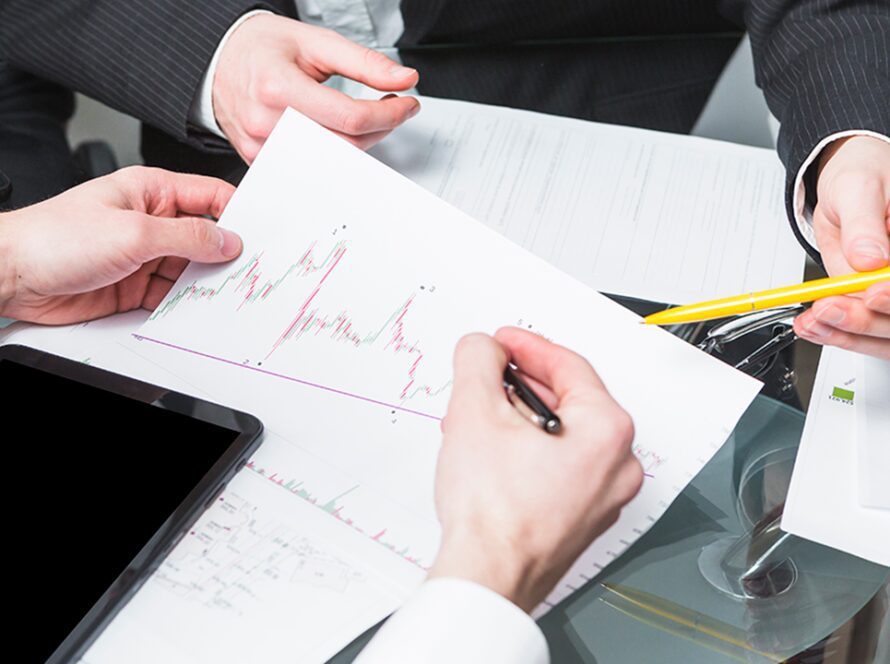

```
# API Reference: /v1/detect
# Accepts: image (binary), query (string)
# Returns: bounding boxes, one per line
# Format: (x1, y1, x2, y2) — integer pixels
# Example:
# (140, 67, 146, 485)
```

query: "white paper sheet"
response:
(82, 455, 403, 664)
(783, 348, 890, 565)
(0, 310, 149, 363)
(369, 96, 806, 304)
(858, 357, 890, 510)
(128, 106, 761, 628)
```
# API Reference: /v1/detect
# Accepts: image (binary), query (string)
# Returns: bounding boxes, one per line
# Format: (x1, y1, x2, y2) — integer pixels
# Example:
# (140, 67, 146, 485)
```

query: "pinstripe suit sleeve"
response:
(741, 0, 890, 259)
(0, 1, 277, 152)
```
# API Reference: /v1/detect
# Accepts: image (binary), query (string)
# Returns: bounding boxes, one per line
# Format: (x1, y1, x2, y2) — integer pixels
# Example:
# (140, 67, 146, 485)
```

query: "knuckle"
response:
(338, 106, 371, 135)
(842, 308, 870, 334)
(111, 165, 154, 192)
(115, 164, 149, 181)
(362, 47, 390, 70)
(185, 219, 217, 248)
(614, 410, 635, 445)
(241, 109, 269, 139)
(623, 459, 645, 501)
(831, 332, 854, 350)
(120, 212, 154, 256)
(455, 332, 493, 357)
(598, 408, 635, 448)
(254, 73, 284, 105)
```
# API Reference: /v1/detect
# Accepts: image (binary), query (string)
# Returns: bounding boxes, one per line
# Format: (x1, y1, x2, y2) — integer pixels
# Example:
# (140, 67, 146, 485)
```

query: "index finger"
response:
(493, 327, 607, 405)
(313, 32, 419, 91)
(115, 167, 236, 220)
(287, 79, 420, 137)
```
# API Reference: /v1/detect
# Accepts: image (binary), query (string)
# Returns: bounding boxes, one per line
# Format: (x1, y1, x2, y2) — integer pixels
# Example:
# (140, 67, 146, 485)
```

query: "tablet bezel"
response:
(0, 344, 264, 664)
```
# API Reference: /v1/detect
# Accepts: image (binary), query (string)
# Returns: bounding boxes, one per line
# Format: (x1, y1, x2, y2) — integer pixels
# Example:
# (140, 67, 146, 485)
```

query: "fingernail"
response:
(852, 239, 888, 261)
(389, 65, 416, 78)
(802, 320, 832, 338)
(408, 102, 421, 119)
(816, 305, 845, 325)
(219, 228, 242, 258)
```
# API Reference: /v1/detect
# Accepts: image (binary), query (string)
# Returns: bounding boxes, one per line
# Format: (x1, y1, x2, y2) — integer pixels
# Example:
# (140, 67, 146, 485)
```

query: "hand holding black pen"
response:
(503, 365, 562, 434)
(430, 327, 643, 612)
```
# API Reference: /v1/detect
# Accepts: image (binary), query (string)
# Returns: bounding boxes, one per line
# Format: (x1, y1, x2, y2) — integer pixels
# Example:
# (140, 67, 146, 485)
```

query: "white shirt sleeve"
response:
(354, 578, 550, 664)
(188, 9, 272, 139)
(792, 130, 890, 251)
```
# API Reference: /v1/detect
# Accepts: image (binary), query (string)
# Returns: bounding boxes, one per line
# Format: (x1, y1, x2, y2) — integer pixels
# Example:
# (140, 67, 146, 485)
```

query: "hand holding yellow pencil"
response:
(644, 267, 890, 360)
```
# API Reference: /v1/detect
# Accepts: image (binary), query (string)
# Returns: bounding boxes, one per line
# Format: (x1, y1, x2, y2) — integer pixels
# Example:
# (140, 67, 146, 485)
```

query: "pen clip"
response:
(504, 383, 548, 428)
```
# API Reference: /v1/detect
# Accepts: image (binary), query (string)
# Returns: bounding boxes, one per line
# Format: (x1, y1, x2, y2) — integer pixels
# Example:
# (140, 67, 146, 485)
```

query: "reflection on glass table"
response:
(540, 395, 887, 663)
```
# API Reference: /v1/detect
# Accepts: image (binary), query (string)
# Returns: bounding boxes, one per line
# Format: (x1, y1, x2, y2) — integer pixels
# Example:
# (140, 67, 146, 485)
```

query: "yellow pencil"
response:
(643, 267, 890, 326)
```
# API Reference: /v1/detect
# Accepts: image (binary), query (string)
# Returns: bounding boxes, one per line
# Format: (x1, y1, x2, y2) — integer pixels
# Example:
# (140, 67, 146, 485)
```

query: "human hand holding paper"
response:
(0, 167, 241, 324)
(214, 14, 420, 162)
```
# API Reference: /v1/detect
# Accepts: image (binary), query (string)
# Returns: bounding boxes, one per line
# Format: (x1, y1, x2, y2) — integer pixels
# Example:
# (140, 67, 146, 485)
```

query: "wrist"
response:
(817, 136, 856, 175)
(197, 10, 271, 139)
(0, 212, 20, 316)
(429, 528, 552, 613)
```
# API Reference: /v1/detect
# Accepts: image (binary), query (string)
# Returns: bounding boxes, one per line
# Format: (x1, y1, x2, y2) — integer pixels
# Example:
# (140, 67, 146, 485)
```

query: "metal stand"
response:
(667, 306, 807, 600)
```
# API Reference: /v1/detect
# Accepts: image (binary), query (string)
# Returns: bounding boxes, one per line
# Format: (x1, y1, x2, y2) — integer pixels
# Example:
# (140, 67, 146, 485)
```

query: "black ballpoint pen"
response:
(503, 366, 562, 434)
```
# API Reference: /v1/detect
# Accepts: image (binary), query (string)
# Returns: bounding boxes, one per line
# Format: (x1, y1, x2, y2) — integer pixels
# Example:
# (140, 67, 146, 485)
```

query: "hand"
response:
(213, 14, 420, 162)
(0, 167, 242, 325)
(429, 328, 643, 612)
(794, 136, 890, 359)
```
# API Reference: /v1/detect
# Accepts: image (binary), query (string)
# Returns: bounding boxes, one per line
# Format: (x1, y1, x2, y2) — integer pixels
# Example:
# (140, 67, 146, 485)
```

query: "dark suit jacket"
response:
(0, 1, 291, 153)
(0, 62, 76, 208)
(1, 0, 888, 258)
(397, 0, 890, 259)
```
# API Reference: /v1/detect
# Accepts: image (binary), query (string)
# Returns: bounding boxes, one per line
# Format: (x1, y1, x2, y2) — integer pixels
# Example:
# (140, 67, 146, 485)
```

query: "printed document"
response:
(370, 96, 806, 304)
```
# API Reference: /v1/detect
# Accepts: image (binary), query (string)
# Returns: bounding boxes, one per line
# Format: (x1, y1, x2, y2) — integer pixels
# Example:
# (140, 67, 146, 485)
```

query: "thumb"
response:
(831, 179, 890, 271)
(315, 32, 418, 91)
(136, 215, 243, 264)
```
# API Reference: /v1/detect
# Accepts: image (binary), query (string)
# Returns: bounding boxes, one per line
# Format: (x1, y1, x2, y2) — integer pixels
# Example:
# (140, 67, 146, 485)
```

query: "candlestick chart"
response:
(141, 237, 453, 415)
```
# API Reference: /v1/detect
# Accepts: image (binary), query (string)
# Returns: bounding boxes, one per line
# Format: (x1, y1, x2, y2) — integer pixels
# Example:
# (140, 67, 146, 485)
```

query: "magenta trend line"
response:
(132, 334, 442, 422)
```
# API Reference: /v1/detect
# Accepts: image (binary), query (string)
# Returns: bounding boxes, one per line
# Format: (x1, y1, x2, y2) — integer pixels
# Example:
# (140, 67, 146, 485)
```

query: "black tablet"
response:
(0, 345, 264, 664)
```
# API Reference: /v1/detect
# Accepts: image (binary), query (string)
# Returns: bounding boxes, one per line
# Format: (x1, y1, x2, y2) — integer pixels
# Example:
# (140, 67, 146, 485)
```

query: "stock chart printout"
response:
(77, 108, 762, 659)
(134, 106, 762, 604)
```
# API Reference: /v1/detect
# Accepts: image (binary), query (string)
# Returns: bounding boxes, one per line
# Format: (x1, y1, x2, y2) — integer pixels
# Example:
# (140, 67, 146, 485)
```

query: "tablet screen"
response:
(2, 359, 241, 662)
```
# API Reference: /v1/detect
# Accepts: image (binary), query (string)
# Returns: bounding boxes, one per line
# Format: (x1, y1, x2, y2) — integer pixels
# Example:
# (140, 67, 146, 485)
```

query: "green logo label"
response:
(830, 386, 854, 404)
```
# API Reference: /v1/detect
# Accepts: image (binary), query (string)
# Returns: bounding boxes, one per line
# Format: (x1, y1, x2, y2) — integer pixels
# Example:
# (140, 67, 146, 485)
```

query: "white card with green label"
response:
(784, 347, 890, 565)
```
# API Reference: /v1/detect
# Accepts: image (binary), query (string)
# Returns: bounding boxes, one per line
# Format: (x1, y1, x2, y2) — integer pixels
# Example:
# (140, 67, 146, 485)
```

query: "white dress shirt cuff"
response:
(188, 9, 272, 139)
(793, 130, 890, 252)
(354, 578, 549, 664)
